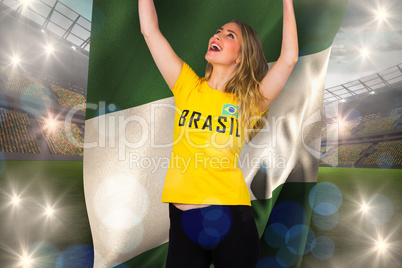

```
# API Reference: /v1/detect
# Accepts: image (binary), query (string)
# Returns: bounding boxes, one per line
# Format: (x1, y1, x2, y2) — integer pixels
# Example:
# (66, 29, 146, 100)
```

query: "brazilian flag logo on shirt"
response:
(222, 104, 238, 118)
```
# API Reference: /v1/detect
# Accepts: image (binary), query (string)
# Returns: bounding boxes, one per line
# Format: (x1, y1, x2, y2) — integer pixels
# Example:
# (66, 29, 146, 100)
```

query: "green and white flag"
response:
(84, 0, 348, 267)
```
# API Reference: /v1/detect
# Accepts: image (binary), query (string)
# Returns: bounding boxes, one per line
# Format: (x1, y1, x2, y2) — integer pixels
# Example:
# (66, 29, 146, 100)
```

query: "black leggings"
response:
(166, 203, 260, 268)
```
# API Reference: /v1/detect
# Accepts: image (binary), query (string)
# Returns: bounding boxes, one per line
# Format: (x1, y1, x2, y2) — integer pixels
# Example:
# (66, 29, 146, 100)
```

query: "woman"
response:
(139, 0, 298, 267)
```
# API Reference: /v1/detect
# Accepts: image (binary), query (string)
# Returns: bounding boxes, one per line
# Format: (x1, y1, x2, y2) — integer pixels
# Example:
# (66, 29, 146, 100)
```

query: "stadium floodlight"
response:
(375, 240, 388, 253)
(11, 195, 21, 206)
(340, 99, 346, 103)
(11, 55, 21, 65)
(46, 118, 58, 132)
(45, 44, 54, 55)
(375, 8, 389, 23)
(361, 47, 370, 59)
(20, 254, 33, 268)
(72, 45, 77, 50)
(41, 29, 45, 34)
(45, 206, 54, 217)
(370, 91, 375, 95)
(361, 203, 369, 214)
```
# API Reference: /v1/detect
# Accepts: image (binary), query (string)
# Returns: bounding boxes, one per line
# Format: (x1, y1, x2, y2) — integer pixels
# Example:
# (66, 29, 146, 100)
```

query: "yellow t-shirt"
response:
(161, 62, 268, 206)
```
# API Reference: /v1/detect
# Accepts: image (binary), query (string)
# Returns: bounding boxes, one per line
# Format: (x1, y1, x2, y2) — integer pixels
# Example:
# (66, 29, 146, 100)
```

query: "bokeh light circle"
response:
(311, 236, 335, 260)
(276, 246, 298, 267)
(256, 256, 282, 268)
(201, 205, 224, 221)
(182, 205, 232, 249)
(264, 222, 288, 248)
(94, 174, 149, 229)
(309, 182, 342, 215)
(56, 244, 94, 268)
(364, 194, 394, 225)
(28, 241, 59, 268)
(312, 211, 339, 230)
(285, 225, 316, 255)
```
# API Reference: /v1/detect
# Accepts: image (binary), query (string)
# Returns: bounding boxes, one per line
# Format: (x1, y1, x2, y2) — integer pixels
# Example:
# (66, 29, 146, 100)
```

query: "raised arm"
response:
(260, 0, 298, 111)
(139, 0, 183, 89)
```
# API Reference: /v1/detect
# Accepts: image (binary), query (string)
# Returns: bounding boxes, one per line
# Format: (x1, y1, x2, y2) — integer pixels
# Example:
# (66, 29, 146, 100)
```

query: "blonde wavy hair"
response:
(204, 20, 269, 143)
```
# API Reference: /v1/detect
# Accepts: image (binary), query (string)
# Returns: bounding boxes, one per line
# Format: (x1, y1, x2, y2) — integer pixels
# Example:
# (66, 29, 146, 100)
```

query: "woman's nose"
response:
(213, 33, 221, 40)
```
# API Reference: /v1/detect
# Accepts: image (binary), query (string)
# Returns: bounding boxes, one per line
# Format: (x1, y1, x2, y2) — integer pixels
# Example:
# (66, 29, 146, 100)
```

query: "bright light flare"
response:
(20, 253, 34, 268)
(45, 206, 54, 217)
(363, 2, 396, 32)
(375, 8, 389, 23)
(376, 240, 388, 252)
(360, 47, 370, 59)
(11, 195, 21, 206)
(45, 44, 54, 55)
(361, 203, 369, 214)
(45, 118, 58, 132)
(12, 56, 21, 65)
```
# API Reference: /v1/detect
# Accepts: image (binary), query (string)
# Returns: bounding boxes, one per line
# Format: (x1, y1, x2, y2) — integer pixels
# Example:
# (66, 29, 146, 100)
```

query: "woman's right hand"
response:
(138, 0, 183, 89)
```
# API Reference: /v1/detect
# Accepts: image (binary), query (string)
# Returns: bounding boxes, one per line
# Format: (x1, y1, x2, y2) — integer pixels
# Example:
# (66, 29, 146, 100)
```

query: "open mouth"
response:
(209, 43, 222, 51)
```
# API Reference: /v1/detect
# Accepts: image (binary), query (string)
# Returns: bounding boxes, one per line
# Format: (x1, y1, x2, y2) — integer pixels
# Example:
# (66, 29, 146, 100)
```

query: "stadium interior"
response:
(0, 0, 401, 267)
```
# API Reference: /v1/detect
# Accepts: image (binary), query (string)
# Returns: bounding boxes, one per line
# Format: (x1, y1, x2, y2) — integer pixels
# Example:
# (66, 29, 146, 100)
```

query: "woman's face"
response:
(205, 22, 242, 67)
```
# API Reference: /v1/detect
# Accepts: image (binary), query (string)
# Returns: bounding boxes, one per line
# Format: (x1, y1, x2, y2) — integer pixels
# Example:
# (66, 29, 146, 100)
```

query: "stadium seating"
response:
(50, 84, 86, 111)
(0, 108, 41, 153)
(321, 146, 333, 154)
(1, 62, 400, 164)
(37, 117, 84, 156)
(321, 143, 371, 166)
(357, 114, 401, 135)
(390, 108, 402, 116)
(0, 66, 52, 102)
(363, 140, 402, 166)
(322, 121, 360, 139)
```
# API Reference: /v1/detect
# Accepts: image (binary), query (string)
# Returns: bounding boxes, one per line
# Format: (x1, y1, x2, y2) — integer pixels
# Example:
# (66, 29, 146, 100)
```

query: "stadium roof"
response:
(1, 0, 90, 55)
(324, 64, 402, 104)
(2, 0, 401, 104)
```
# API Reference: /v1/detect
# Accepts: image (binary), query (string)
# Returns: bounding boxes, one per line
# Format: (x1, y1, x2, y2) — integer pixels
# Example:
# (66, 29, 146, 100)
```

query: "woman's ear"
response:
(235, 56, 241, 64)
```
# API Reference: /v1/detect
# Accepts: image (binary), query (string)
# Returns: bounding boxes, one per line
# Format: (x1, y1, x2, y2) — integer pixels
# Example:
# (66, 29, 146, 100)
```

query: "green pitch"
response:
(303, 167, 402, 267)
(0, 161, 401, 267)
(0, 160, 92, 267)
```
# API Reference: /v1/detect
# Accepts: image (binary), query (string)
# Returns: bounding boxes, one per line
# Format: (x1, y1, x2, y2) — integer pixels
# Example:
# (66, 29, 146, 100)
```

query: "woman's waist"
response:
(172, 203, 211, 211)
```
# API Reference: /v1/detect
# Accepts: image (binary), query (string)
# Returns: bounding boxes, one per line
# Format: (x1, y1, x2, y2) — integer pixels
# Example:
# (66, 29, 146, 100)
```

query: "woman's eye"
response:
(228, 33, 234, 39)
